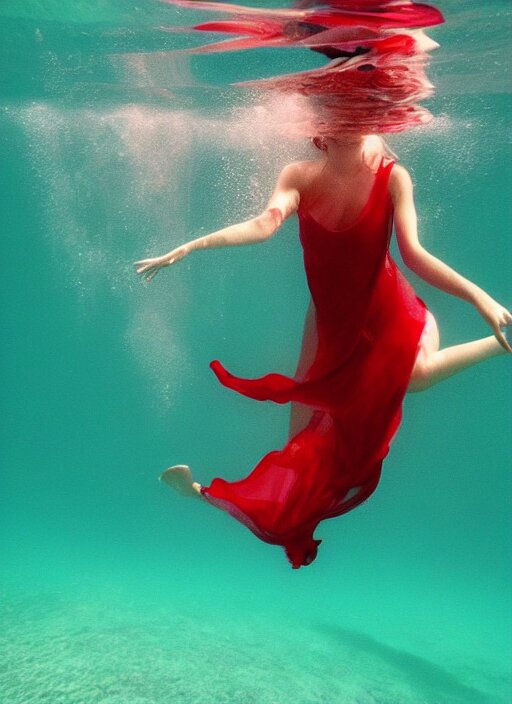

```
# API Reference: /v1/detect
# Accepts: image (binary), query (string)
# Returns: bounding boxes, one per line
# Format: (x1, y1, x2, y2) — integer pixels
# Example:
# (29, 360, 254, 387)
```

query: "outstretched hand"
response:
(475, 293, 512, 352)
(134, 244, 189, 283)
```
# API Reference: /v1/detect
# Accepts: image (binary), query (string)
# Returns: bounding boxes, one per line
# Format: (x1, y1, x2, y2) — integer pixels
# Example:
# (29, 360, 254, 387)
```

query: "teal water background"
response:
(1, 2, 511, 702)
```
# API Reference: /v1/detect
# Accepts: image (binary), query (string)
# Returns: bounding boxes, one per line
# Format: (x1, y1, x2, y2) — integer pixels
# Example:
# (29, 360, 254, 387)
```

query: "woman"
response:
(135, 134, 511, 569)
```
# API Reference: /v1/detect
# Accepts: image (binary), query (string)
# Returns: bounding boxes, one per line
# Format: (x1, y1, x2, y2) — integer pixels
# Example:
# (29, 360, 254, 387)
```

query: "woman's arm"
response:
(135, 163, 301, 282)
(390, 165, 512, 351)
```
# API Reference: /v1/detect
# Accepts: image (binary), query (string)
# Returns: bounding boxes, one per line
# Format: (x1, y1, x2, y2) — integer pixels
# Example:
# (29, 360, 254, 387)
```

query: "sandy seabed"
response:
(0, 586, 508, 704)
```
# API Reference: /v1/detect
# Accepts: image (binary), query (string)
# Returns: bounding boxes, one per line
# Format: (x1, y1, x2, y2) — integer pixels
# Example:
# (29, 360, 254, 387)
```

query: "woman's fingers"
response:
(479, 300, 512, 352)
(134, 246, 188, 281)
(496, 307, 512, 352)
(496, 331, 512, 353)
(135, 261, 164, 277)
(137, 267, 158, 282)
(143, 265, 161, 282)
(135, 257, 176, 274)
(134, 258, 157, 269)
(138, 264, 156, 276)
(135, 262, 156, 275)
(494, 323, 512, 353)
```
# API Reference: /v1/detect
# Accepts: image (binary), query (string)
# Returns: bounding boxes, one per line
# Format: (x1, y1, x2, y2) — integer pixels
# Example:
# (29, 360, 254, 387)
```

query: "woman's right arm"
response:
(135, 163, 301, 282)
(390, 164, 512, 351)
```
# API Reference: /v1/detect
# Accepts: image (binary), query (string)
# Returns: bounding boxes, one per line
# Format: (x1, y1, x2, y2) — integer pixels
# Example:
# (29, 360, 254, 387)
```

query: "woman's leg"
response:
(289, 299, 318, 437)
(408, 310, 508, 393)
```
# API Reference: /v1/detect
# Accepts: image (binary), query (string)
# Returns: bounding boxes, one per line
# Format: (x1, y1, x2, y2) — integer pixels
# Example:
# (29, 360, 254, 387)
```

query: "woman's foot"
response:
(159, 465, 202, 498)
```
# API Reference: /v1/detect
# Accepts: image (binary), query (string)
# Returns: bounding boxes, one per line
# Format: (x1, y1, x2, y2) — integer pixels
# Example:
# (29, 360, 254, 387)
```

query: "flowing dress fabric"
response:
(201, 159, 428, 568)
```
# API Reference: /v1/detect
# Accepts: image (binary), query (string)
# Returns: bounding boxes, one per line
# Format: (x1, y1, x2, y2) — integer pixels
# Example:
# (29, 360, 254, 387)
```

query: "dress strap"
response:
(376, 157, 395, 192)
(378, 155, 395, 172)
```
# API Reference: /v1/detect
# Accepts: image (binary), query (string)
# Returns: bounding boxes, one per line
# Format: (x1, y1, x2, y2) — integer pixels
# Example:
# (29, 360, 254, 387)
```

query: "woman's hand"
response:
(134, 244, 190, 283)
(474, 292, 512, 352)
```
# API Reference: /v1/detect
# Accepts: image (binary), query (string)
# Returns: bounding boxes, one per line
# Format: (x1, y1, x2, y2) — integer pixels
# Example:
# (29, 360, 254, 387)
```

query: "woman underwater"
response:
(135, 133, 511, 568)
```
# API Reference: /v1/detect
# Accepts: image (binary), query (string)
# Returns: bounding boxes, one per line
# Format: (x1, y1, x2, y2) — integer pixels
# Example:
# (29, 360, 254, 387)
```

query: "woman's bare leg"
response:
(289, 299, 318, 437)
(159, 465, 205, 499)
(408, 311, 509, 392)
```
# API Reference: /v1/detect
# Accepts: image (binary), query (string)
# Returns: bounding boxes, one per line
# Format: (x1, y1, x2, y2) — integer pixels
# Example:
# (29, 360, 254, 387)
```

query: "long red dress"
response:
(200, 158, 427, 568)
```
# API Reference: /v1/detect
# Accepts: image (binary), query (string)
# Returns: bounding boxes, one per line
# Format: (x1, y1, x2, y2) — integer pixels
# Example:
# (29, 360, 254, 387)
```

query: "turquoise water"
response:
(1, 2, 511, 702)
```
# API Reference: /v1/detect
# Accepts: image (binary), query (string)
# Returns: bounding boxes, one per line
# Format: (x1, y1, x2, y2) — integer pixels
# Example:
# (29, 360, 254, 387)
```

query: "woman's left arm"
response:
(390, 165, 512, 351)
(135, 163, 301, 282)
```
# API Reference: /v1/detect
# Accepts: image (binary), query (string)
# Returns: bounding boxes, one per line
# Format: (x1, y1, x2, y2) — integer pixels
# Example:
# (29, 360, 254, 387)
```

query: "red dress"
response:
(200, 158, 427, 568)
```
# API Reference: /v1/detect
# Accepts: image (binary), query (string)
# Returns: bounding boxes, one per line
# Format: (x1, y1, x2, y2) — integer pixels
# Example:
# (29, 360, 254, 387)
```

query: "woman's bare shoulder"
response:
(389, 163, 413, 200)
(280, 159, 322, 186)
(389, 163, 412, 184)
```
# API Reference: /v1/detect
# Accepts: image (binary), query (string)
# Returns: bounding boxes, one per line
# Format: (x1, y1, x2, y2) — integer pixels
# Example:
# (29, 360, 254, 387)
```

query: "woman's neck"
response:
(324, 136, 367, 176)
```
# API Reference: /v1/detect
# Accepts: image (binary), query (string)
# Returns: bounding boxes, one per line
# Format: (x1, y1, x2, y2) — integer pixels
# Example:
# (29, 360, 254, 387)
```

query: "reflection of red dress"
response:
(200, 159, 427, 568)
